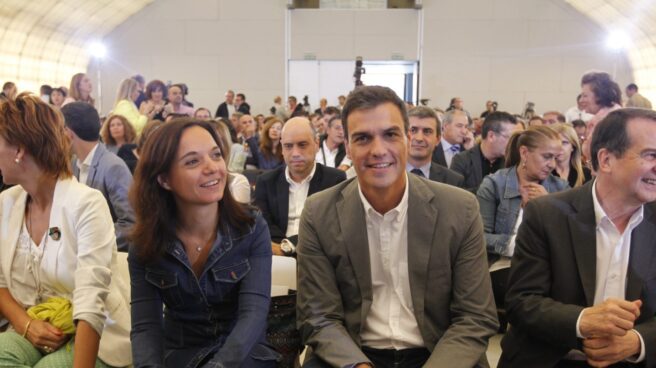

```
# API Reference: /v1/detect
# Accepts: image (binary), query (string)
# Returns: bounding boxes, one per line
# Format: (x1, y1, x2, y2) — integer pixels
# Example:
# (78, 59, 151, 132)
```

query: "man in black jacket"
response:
(214, 89, 235, 118)
(255, 117, 345, 256)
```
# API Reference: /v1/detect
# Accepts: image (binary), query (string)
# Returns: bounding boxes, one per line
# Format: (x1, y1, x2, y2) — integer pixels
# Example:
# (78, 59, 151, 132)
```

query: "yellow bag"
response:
(27, 296, 76, 334)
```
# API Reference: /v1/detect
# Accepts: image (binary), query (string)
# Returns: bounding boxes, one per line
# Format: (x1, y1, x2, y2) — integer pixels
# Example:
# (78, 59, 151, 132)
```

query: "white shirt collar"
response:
(357, 173, 409, 220)
(285, 162, 317, 186)
(592, 180, 644, 230)
(77, 143, 99, 170)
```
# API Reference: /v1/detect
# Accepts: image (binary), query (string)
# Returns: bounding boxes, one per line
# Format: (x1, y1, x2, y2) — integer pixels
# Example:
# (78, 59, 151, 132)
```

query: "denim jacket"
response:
(128, 213, 279, 368)
(476, 167, 569, 256)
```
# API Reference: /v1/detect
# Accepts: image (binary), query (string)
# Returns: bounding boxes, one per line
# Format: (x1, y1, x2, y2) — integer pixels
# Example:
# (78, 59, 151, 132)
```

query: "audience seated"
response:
(62, 73, 94, 107)
(297, 86, 498, 368)
(315, 115, 351, 170)
(477, 125, 569, 331)
(100, 114, 137, 155)
(207, 119, 251, 203)
(0, 93, 131, 367)
(432, 110, 473, 167)
(499, 108, 656, 367)
(255, 117, 346, 257)
(138, 79, 167, 122)
(62, 102, 135, 252)
(251, 117, 284, 170)
(128, 120, 279, 367)
(193, 107, 212, 120)
(542, 110, 566, 125)
(406, 106, 465, 187)
(451, 111, 522, 193)
(551, 123, 592, 187)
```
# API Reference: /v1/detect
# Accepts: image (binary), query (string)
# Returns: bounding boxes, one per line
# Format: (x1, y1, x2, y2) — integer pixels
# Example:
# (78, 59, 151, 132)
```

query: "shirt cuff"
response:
(575, 309, 584, 338)
(625, 329, 645, 363)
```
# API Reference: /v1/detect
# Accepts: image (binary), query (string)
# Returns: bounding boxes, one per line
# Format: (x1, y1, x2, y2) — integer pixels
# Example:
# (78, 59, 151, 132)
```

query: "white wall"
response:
(94, 0, 632, 118)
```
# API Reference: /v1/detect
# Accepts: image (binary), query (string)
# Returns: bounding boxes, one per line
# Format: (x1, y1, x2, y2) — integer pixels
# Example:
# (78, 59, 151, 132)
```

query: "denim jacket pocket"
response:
(145, 270, 185, 308)
(249, 342, 282, 362)
(211, 259, 251, 283)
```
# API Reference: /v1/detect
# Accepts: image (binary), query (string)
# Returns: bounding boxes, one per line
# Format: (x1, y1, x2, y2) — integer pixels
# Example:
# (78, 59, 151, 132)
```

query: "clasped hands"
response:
(24, 319, 69, 354)
(579, 298, 642, 367)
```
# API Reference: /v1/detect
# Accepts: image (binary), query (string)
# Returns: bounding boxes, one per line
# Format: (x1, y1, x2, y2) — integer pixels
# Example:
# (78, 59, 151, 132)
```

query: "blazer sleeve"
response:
(476, 176, 512, 255)
(505, 199, 584, 349)
(296, 196, 371, 367)
(254, 174, 285, 243)
(425, 195, 499, 367)
(105, 161, 135, 252)
(72, 189, 117, 336)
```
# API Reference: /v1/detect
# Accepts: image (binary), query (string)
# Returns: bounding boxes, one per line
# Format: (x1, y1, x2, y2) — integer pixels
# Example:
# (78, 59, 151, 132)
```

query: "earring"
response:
(521, 161, 526, 168)
(14, 158, 20, 164)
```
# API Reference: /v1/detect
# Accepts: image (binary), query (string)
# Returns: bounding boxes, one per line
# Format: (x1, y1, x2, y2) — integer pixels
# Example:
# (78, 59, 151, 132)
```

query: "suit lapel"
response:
(337, 180, 372, 322)
(308, 164, 323, 195)
(568, 183, 597, 306)
(626, 203, 656, 301)
(432, 142, 447, 167)
(1, 190, 28, 288)
(428, 164, 444, 182)
(407, 175, 436, 329)
(87, 144, 103, 186)
(472, 145, 483, 185)
(276, 171, 290, 232)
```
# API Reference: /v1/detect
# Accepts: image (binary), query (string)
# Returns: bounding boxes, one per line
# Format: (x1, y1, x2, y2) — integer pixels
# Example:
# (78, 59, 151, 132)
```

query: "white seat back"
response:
(271, 255, 297, 296)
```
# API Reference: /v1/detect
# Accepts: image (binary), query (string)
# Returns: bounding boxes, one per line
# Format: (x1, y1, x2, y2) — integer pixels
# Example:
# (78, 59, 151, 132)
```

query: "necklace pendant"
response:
(196, 246, 202, 252)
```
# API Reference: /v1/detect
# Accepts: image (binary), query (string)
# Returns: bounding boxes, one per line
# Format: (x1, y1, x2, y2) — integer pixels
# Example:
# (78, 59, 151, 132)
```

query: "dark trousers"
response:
(555, 360, 639, 368)
(361, 346, 430, 368)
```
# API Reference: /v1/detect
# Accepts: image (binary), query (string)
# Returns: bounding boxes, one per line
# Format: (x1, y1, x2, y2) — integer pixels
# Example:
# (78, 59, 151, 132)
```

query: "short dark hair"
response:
(590, 108, 656, 171)
(626, 83, 638, 91)
(341, 86, 408, 138)
(481, 111, 517, 139)
(61, 101, 101, 141)
(408, 106, 440, 134)
(145, 79, 167, 100)
(237, 93, 246, 100)
(327, 115, 341, 129)
(581, 71, 622, 108)
(323, 106, 340, 117)
(572, 119, 586, 129)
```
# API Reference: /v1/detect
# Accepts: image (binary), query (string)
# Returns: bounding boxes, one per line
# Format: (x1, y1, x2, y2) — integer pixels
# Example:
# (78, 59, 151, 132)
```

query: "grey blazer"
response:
(73, 143, 135, 252)
(297, 174, 498, 368)
(476, 166, 569, 256)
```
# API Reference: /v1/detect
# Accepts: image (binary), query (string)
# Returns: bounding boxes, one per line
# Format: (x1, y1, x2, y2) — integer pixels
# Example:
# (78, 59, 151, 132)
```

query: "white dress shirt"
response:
(357, 174, 424, 349)
(76, 143, 99, 185)
(227, 103, 235, 117)
(316, 140, 351, 168)
(440, 138, 459, 167)
(572, 181, 645, 362)
(285, 163, 316, 238)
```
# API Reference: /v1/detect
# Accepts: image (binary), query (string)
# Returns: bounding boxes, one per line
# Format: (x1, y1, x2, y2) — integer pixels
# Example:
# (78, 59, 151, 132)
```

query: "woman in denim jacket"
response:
(477, 125, 569, 327)
(128, 120, 279, 368)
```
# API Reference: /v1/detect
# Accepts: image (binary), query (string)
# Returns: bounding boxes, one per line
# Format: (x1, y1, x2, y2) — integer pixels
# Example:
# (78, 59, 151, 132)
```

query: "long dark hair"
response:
(129, 119, 255, 261)
(258, 116, 283, 162)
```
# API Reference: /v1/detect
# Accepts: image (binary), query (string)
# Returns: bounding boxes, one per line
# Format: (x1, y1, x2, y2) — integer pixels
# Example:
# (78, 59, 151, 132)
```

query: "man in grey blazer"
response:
(406, 106, 465, 188)
(499, 108, 656, 367)
(297, 86, 498, 368)
(62, 102, 135, 252)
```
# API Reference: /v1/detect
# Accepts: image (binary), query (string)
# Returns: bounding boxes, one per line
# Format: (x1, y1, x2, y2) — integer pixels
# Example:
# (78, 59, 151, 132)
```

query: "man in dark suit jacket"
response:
(431, 110, 474, 167)
(62, 102, 135, 252)
(499, 108, 656, 368)
(451, 111, 521, 192)
(406, 106, 464, 188)
(255, 117, 345, 255)
(214, 89, 235, 119)
(298, 86, 497, 368)
(235, 92, 251, 114)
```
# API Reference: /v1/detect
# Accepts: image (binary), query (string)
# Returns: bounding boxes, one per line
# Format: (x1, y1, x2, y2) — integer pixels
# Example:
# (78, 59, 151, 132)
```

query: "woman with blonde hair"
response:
(0, 93, 131, 367)
(100, 114, 137, 154)
(62, 73, 94, 107)
(112, 78, 150, 135)
(551, 123, 591, 188)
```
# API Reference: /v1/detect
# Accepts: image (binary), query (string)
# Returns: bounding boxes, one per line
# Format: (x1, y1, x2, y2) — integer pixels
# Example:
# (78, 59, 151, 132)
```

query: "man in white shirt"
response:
(254, 117, 345, 256)
(214, 89, 235, 119)
(61, 102, 134, 252)
(499, 108, 656, 367)
(565, 94, 594, 123)
(297, 86, 498, 368)
(432, 110, 474, 167)
(316, 115, 351, 170)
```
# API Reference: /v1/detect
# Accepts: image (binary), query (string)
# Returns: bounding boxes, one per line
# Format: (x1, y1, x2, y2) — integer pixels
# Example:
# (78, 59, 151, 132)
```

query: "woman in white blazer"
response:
(0, 93, 131, 367)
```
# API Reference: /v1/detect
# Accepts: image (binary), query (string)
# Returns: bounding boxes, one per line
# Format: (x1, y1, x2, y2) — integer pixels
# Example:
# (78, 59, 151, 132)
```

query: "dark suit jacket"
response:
(254, 163, 346, 243)
(297, 175, 498, 368)
(432, 142, 448, 167)
(215, 102, 230, 119)
(499, 182, 656, 367)
(429, 163, 465, 188)
(450, 143, 501, 193)
(73, 143, 135, 252)
(237, 102, 250, 114)
(318, 136, 347, 168)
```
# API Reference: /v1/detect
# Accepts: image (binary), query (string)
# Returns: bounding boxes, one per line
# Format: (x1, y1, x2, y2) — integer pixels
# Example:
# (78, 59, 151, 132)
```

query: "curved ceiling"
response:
(0, 0, 655, 102)
(0, 0, 153, 93)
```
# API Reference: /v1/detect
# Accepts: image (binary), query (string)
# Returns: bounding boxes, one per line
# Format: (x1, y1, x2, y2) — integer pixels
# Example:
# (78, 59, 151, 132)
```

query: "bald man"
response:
(254, 118, 346, 256)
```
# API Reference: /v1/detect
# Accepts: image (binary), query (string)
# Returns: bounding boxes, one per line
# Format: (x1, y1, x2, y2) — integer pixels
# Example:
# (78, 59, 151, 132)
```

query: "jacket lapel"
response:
(87, 144, 104, 186)
(568, 183, 597, 306)
(307, 164, 323, 195)
(472, 144, 484, 185)
(406, 175, 437, 329)
(1, 190, 27, 288)
(626, 203, 656, 301)
(337, 180, 372, 323)
(276, 171, 290, 232)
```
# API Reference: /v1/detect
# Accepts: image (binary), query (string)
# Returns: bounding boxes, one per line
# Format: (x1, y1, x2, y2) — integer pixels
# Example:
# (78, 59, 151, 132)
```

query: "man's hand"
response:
(271, 242, 284, 256)
(579, 299, 641, 338)
(583, 330, 641, 367)
(462, 130, 475, 150)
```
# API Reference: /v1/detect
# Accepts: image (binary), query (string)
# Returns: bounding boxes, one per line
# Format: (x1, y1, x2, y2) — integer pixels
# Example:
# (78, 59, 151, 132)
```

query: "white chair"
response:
(271, 255, 296, 296)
